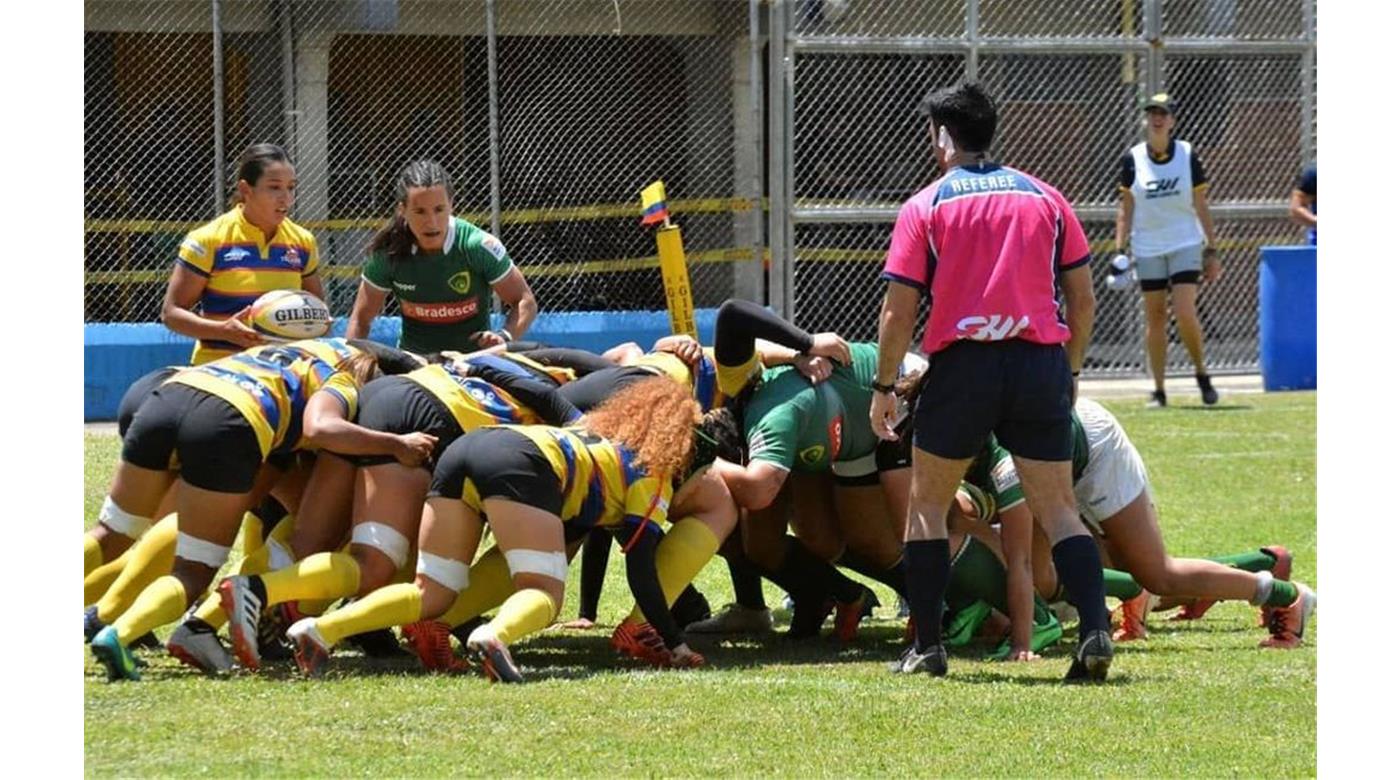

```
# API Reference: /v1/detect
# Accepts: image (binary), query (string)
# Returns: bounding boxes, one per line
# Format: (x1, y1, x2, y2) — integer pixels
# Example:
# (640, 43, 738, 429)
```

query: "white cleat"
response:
(684, 603, 774, 635)
(285, 618, 333, 677)
(166, 620, 233, 675)
(218, 576, 265, 671)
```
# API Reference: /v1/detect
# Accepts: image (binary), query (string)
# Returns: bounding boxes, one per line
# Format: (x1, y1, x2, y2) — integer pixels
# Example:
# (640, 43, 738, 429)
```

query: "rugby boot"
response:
(285, 618, 332, 677)
(1197, 374, 1219, 406)
(1148, 389, 1167, 408)
(84, 606, 105, 644)
(786, 596, 835, 641)
(1259, 583, 1316, 649)
(166, 618, 233, 675)
(1064, 629, 1114, 684)
(218, 575, 265, 670)
(466, 626, 524, 684)
(832, 585, 879, 643)
(401, 620, 468, 672)
(90, 626, 140, 682)
(611, 621, 670, 667)
(889, 643, 948, 677)
(686, 603, 773, 635)
(1112, 590, 1157, 642)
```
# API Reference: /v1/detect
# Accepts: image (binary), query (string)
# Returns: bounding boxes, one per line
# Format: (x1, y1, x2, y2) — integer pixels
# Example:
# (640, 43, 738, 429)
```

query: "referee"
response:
(870, 82, 1113, 682)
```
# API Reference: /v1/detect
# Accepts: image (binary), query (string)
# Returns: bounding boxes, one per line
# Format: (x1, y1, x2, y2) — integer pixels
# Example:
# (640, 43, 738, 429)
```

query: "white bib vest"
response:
(1128, 140, 1203, 256)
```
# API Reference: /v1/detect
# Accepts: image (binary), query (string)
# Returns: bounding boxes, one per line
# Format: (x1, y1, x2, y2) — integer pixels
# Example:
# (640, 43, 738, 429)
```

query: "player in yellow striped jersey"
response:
(88, 340, 433, 681)
(159, 144, 325, 366)
(275, 377, 729, 682)
(215, 351, 583, 670)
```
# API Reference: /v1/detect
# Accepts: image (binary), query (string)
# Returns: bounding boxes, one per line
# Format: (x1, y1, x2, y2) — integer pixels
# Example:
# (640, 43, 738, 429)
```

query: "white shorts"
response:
(1073, 399, 1150, 534)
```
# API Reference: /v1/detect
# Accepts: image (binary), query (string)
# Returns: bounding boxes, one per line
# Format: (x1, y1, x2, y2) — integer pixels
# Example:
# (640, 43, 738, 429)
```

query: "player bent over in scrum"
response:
(89, 341, 432, 681)
(283, 378, 707, 682)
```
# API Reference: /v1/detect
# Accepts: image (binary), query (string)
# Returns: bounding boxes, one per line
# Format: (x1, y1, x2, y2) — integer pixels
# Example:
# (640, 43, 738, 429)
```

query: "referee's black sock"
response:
(904, 539, 950, 654)
(1051, 535, 1111, 639)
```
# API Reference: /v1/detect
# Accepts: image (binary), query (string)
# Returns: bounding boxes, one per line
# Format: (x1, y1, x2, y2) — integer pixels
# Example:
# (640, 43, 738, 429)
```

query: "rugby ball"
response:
(248, 289, 332, 340)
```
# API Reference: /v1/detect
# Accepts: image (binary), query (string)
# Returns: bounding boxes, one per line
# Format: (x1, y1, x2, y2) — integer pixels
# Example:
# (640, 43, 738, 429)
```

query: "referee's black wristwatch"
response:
(871, 377, 896, 394)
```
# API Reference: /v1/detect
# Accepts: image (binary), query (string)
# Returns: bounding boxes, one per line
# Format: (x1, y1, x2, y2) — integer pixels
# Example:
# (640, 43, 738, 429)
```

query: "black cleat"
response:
(889, 643, 948, 676)
(785, 596, 835, 641)
(346, 627, 409, 658)
(1064, 629, 1114, 684)
(1196, 374, 1219, 406)
(1148, 389, 1167, 408)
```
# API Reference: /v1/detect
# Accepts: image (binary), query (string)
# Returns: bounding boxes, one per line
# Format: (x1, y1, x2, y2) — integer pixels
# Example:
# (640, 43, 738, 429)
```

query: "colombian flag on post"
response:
(640, 180, 670, 226)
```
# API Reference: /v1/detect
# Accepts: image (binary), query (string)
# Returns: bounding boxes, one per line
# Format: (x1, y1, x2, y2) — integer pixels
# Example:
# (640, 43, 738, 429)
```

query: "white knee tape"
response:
(416, 552, 470, 592)
(265, 538, 294, 571)
(351, 522, 410, 568)
(98, 496, 153, 540)
(503, 548, 568, 582)
(175, 533, 231, 569)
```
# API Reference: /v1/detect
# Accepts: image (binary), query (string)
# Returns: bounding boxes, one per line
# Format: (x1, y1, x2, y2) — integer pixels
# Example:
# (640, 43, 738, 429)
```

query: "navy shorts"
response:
(912, 340, 1073, 462)
(428, 427, 565, 517)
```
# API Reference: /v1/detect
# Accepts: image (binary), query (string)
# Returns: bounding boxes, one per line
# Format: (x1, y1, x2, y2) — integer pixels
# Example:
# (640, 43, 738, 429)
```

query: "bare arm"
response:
(160, 264, 263, 348)
(1289, 189, 1317, 228)
(996, 502, 1037, 660)
(871, 282, 921, 441)
(301, 391, 436, 466)
(345, 279, 388, 341)
(1193, 188, 1222, 282)
(1059, 264, 1094, 400)
(493, 267, 538, 341)
(301, 272, 327, 301)
(711, 459, 788, 512)
(1114, 190, 1134, 252)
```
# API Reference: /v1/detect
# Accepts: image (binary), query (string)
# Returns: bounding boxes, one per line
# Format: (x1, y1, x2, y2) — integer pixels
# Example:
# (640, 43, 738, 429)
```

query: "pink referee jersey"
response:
(882, 164, 1091, 355)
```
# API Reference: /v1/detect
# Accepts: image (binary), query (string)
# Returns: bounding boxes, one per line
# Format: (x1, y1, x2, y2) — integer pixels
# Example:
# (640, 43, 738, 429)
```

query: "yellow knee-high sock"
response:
(237, 512, 264, 558)
(625, 517, 720, 625)
(439, 547, 513, 629)
(487, 589, 558, 645)
(113, 575, 189, 645)
(317, 584, 423, 647)
(95, 514, 178, 624)
(192, 538, 278, 630)
(293, 537, 349, 617)
(85, 547, 132, 607)
(260, 552, 361, 607)
(84, 535, 103, 577)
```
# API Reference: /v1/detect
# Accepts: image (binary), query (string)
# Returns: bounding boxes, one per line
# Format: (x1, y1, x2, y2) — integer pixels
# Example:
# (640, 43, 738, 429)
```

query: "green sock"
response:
(1210, 549, 1279, 572)
(1266, 579, 1299, 608)
(1103, 568, 1144, 600)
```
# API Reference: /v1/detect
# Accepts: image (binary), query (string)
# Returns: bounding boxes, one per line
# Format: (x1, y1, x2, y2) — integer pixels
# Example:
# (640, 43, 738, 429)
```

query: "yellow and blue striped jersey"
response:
(635, 348, 722, 412)
(404, 364, 549, 432)
(506, 425, 673, 534)
(176, 205, 321, 365)
(167, 339, 359, 456)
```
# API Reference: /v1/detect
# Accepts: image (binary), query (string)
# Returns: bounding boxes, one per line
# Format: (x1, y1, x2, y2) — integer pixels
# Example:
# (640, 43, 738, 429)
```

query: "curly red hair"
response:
(582, 376, 700, 478)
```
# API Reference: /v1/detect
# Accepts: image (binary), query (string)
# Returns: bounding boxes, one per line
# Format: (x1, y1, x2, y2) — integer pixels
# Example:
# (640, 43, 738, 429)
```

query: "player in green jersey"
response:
(346, 160, 537, 354)
(982, 398, 1314, 649)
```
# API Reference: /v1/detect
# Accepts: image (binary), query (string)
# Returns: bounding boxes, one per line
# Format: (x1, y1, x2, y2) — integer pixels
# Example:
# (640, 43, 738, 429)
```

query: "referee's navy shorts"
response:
(912, 339, 1073, 462)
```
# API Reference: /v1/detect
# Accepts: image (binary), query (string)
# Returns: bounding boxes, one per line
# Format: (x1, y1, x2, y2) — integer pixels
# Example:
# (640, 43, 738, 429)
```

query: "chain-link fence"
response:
(777, 0, 1316, 377)
(85, 0, 1315, 378)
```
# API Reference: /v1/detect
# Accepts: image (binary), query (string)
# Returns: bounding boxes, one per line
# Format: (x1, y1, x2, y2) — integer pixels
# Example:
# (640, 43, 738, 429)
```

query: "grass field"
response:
(83, 392, 1317, 777)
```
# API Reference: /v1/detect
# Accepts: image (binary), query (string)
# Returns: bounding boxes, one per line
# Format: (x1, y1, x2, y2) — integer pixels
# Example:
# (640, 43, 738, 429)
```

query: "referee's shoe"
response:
(1064, 630, 1114, 683)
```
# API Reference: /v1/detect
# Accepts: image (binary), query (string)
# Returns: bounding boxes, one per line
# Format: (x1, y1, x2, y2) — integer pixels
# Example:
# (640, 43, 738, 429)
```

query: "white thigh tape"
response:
(416, 552, 470, 592)
(265, 538, 294, 571)
(98, 496, 153, 540)
(351, 522, 411, 568)
(503, 548, 568, 581)
(175, 533, 231, 569)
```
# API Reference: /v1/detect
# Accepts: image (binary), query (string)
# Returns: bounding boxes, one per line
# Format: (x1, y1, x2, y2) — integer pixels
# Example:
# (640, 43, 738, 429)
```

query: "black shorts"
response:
(428, 428, 564, 516)
(1139, 270, 1200, 292)
(117, 367, 179, 439)
(121, 383, 263, 493)
(352, 376, 464, 468)
(912, 340, 1073, 461)
(557, 366, 658, 412)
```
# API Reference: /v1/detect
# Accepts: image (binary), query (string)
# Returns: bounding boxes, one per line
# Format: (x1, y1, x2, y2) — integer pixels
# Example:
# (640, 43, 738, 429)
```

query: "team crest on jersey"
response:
(284, 247, 300, 267)
(448, 271, 474, 295)
(799, 445, 826, 466)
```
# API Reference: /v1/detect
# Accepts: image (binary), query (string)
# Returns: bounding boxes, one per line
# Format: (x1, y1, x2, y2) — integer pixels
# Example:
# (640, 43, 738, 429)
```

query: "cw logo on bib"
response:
(956, 314, 1029, 341)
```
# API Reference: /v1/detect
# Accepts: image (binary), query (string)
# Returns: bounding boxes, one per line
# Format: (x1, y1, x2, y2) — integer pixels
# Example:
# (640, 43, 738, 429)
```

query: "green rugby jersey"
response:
(362, 216, 514, 354)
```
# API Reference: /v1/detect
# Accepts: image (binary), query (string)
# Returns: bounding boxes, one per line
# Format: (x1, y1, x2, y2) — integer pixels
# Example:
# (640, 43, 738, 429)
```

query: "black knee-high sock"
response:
(576, 528, 612, 621)
(252, 496, 288, 542)
(904, 539, 951, 653)
(762, 536, 860, 603)
(1051, 535, 1111, 638)
(837, 550, 906, 599)
(727, 556, 768, 610)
